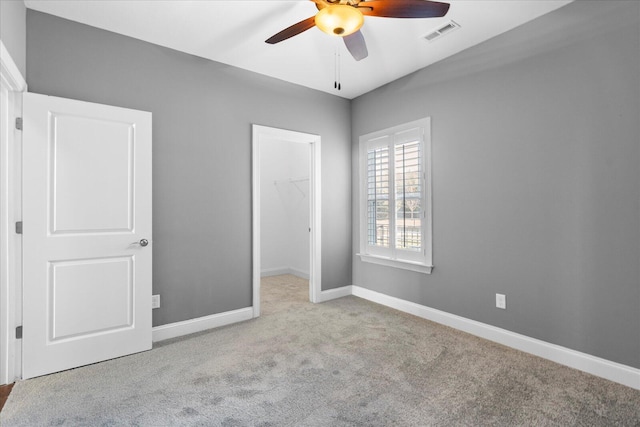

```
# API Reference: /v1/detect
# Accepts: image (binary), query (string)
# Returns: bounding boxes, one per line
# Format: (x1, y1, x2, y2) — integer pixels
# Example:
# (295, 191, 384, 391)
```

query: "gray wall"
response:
(0, 0, 26, 77)
(352, 0, 640, 369)
(26, 10, 352, 327)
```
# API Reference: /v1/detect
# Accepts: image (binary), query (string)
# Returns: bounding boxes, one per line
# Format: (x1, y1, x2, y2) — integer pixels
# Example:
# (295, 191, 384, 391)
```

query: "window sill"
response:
(357, 253, 433, 274)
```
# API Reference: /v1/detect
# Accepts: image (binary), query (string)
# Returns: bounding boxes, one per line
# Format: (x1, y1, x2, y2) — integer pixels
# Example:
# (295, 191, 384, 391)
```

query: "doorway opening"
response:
(251, 125, 321, 317)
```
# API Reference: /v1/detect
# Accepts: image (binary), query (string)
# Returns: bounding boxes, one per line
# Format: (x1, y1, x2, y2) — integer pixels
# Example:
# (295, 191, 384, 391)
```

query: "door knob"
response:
(139, 239, 149, 247)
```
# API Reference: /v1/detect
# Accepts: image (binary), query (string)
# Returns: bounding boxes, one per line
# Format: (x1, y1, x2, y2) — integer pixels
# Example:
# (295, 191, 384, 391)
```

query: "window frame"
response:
(358, 117, 433, 274)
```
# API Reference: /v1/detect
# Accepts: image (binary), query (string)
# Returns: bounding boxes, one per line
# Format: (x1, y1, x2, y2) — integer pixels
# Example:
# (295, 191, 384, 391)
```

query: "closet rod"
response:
(273, 176, 309, 197)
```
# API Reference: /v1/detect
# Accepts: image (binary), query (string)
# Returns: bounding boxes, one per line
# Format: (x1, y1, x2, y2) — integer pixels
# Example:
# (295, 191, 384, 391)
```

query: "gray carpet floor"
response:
(1, 274, 639, 426)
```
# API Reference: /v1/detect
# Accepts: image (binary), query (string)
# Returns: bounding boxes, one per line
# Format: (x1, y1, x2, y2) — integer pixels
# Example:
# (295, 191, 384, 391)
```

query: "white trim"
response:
(252, 125, 322, 318)
(310, 134, 322, 304)
(316, 285, 352, 303)
(260, 267, 291, 277)
(0, 40, 25, 385)
(358, 253, 433, 274)
(261, 267, 310, 280)
(152, 307, 253, 342)
(0, 41, 27, 92)
(252, 128, 261, 318)
(352, 285, 640, 390)
(288, 267, 310, 280)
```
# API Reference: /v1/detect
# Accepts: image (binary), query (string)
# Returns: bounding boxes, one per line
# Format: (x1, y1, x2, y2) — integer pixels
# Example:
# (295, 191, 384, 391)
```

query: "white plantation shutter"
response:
(367, 146, 389, 248)
(360, 118, 432, 273)
(395, 140, 422, 252)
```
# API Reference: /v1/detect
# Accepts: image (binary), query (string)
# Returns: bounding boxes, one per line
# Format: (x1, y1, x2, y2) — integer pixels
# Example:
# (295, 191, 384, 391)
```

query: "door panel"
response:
(50, 256, 133, 341)
(22, 92, 152, 379)
(52, 114, 134, 233)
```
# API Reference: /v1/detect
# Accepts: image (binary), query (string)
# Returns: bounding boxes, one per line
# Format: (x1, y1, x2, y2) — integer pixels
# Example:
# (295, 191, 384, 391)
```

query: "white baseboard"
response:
(352, 286, 640, 391)
(317, 285, 353, 303)
(261, 267, 309, 280)
(152, 307, 253, 342)
(289, 267, 310, 280)
(260, 267, 290, 277)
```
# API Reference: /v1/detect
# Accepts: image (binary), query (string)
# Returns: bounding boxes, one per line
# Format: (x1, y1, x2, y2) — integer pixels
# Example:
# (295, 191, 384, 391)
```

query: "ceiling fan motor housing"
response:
(315, 4, 365, 36)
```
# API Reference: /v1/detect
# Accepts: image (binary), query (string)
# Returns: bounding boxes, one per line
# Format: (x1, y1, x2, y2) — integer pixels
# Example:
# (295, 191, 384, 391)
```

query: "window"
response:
(359, 117, 433, 274)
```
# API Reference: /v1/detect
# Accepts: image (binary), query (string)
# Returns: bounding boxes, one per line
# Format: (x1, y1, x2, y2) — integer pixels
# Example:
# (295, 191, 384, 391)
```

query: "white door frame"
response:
(252, 124, 321, 317)
(0, 41, 27, 384)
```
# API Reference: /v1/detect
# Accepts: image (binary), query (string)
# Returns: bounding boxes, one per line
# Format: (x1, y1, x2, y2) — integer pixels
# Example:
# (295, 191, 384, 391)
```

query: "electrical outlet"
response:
(496, 293, 506, 309)
(152, 294, 160, 309)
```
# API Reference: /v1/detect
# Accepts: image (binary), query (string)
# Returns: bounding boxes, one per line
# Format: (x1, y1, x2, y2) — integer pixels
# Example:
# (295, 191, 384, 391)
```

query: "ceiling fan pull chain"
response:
(334, 44, 339, 90)
(333, 49, 338, 89)
(332, 40, 343, 91)
(338, 51, 342, 90)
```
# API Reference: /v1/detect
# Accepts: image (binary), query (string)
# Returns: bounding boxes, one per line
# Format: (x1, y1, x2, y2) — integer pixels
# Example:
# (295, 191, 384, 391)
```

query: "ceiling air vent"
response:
(423, 20, 460, 43)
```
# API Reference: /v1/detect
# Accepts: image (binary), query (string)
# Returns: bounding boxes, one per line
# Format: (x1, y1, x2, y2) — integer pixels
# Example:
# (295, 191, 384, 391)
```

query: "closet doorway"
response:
(252, 125, 321, 317)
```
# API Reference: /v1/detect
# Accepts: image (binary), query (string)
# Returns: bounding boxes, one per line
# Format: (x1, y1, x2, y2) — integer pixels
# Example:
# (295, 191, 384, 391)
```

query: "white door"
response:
(22, 93, 152, 379)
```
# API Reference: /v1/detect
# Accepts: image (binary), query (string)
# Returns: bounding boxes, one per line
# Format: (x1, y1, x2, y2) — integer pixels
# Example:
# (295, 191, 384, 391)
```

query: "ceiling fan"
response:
(265, 0, 451, 61)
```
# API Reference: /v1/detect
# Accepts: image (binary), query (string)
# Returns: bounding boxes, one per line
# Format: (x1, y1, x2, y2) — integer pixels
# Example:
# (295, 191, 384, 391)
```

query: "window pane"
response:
(367, 147, 389, 247)
(395, 141, 421, 251)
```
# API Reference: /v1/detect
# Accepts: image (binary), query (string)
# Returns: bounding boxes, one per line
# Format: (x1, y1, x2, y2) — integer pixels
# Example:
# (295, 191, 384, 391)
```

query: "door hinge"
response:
(15, 221, 22, 234)
(15, 117, 23, 130)
(15, 326, 22, 339)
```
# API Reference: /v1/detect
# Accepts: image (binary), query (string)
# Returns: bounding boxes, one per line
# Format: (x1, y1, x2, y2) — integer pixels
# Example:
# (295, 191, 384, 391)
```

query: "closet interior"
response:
(260, 139, 311, 283)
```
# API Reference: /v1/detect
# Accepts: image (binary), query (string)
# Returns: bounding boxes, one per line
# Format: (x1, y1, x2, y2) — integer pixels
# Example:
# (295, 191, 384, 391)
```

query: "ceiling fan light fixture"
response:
(315, 4, 364, 37)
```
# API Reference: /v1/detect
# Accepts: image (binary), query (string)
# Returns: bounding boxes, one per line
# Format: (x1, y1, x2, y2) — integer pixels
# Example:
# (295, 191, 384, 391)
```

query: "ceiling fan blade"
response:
(358, 0, 450, 18)
(265, 16, 317, 44)
(343, 30, 368, 61)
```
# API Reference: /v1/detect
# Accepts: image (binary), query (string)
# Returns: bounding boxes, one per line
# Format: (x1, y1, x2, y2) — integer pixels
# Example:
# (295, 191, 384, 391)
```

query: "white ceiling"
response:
(24, 0, 573, 99)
